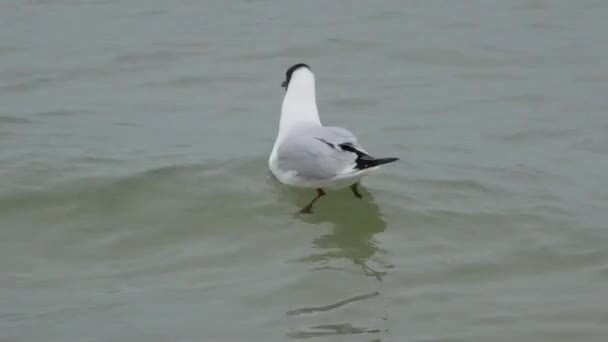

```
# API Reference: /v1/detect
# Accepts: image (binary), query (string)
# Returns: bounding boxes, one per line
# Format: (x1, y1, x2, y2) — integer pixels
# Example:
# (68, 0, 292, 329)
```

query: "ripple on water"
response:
(386, 47, 513, 67)
(0, 116, 31, 124)
(34, 109, 88, 118)
(0, 76, 56, 92)
(287, 323, 383, 339)
(0, 157, 276, 253)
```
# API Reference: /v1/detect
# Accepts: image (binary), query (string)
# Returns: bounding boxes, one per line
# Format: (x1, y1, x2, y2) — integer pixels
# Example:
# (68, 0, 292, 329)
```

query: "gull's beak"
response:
(281, 80, 287, 88)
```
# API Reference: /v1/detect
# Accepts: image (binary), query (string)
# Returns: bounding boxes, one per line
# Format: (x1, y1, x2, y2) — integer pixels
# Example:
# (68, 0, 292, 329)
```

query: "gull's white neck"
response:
(280, 70, 320, 131)
(270, 70, 321, 163)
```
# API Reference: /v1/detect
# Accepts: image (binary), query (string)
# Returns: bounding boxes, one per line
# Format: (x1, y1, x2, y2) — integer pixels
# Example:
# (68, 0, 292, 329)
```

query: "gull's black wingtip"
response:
(355, 156, 399, 170)
(373, 157, 399, 166)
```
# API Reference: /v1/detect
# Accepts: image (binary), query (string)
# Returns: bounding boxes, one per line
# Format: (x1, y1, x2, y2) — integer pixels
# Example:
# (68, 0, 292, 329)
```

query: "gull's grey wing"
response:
(276, 126, 360, 180)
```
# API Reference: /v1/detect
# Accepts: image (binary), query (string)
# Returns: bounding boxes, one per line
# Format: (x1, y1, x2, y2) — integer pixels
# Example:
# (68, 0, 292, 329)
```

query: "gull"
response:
(269, 63, 398, 213)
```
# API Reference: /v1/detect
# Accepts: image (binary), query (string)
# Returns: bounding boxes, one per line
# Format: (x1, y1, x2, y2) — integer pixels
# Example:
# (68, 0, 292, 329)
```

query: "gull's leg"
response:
(350, 183, 362, 199)
(300, 188, 326, 214)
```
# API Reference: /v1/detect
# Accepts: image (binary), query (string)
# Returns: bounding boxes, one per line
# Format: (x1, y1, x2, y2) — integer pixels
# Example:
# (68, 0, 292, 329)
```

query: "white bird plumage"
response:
(269, 63, 398, 213)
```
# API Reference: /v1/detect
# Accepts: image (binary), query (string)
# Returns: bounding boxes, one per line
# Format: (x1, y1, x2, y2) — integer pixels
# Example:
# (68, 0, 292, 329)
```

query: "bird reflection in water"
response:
(271, 179, 391, 340)
(289, 185, 391, 281)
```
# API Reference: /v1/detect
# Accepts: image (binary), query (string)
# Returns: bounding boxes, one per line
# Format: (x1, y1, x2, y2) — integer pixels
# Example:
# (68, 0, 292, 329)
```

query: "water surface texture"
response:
(1, 1, 608, 341)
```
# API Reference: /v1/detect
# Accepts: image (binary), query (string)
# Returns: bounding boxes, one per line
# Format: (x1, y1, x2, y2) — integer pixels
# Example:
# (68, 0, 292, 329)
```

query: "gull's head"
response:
(281, 63, 312, 90)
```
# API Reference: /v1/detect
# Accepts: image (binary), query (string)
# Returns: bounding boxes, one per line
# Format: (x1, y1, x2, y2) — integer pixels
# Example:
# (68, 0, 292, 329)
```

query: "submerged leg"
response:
(300, 188, 326, 214)
(350, 183, 362, 199)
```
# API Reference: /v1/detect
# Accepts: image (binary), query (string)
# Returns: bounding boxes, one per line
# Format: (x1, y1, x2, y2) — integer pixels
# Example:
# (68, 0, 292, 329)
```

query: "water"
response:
(1, 0, 608, 341)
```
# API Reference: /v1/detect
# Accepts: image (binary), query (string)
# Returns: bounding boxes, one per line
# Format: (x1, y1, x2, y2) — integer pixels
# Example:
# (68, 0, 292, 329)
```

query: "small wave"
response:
(287, 323, 382, 339)
(410, 177, 495, 194)
(71, 156, 123, 165)
(324, 37, 385, 49)
(328, 97, 378, 108)
(0, 77, 55, 92)
(386, 47, 510, 68)
(35, 109, 85, 118)
(501, 128, 578, 143)
(286, 291, 379, 316)
(148, 75, 257, 88)
(0, 116, 31, 124)
(113, 49, 177, 64)
(0, 158, 266, 216)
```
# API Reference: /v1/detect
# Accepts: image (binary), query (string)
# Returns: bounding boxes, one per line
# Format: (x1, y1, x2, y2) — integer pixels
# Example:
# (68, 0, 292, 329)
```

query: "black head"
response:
(281, 63, 310, 89)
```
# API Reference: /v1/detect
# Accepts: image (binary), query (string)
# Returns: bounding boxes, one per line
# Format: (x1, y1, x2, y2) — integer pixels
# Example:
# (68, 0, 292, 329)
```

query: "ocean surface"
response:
(1, 1, 608, 341)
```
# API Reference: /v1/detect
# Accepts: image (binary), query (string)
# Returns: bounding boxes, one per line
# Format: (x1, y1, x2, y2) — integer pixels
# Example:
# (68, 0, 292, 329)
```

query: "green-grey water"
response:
(2, 1, 608, 341)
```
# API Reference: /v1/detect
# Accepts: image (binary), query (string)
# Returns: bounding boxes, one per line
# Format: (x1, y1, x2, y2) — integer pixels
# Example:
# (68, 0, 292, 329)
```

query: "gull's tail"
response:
(356, 155, 399, 170)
